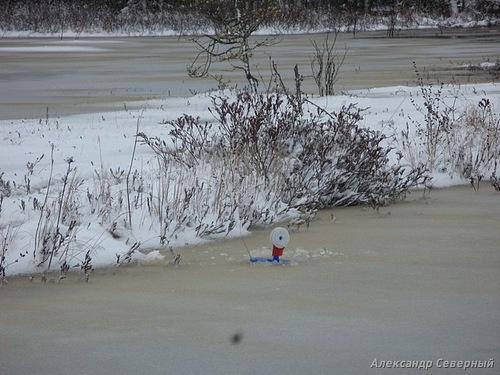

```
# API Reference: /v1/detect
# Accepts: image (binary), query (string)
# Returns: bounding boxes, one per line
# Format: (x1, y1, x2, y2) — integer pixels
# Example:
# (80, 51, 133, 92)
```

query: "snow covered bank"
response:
(1, 83, 499, 278)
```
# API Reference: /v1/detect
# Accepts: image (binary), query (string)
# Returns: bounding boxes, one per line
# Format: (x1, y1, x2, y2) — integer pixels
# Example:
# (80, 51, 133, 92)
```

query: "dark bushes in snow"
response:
(141, 92, 428, 232)
(212, 92, 428, 209)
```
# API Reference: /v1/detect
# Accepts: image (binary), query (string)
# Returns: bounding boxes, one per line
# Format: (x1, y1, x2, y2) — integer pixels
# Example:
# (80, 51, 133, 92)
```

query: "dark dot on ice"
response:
(231, 331, 243, 345)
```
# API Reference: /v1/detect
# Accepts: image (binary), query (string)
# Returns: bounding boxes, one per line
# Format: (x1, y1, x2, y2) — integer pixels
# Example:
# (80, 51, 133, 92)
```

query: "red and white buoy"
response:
(270, 227, 290, 262)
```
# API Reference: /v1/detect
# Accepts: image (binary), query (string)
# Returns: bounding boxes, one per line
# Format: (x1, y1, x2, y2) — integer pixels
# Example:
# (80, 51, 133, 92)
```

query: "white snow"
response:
(0, 45, 105, 53)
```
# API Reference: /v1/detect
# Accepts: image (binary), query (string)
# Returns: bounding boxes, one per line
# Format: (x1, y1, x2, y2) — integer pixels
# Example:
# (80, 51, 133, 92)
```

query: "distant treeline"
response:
(2, 0, 498, 14)
(1, 0, 498, 35)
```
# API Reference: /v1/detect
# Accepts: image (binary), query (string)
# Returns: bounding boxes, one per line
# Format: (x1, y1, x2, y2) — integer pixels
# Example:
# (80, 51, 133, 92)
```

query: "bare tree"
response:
(186, 0, 280, 92)
(310, 31, 347, 96)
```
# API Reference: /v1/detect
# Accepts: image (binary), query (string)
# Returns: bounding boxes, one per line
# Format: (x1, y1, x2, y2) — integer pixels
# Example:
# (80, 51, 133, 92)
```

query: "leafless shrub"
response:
(407, 63, 455, 173)
(456, 98, 500, 189)
(491, 166, 500, 191)
(310, 31, 347, 97)
(140, 90, 428, 234)
(116, 242, 141, 268)
(210, 93, 301, 178)
(396, 65, 500, 189)
(79, 250, 93, 282)
(0, 225, 28, 285)
(186, 0, 280, 92)
(35, 156, 80, 271)
(58, 260, 70, 282)
(285, 100, 428, 210)
(154, 114, 214, 169)
(0, 227, 9, 285)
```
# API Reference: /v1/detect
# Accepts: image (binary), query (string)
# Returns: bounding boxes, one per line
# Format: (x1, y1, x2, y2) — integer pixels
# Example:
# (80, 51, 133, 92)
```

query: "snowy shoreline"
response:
(1, 81, 499, 278)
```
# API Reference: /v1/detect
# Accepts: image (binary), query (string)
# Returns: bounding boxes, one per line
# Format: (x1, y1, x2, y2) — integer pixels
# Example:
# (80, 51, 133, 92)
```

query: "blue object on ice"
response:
(250, 257, 289, 264)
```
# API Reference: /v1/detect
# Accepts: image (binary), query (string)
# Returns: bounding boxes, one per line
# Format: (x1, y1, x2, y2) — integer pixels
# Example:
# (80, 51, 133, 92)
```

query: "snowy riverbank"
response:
(1, 82, 499, 278)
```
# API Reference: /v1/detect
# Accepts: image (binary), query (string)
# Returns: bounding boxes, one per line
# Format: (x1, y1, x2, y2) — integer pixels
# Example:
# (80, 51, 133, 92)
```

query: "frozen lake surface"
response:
(1, 186, 499, 375)
(1, 27, 499, 120)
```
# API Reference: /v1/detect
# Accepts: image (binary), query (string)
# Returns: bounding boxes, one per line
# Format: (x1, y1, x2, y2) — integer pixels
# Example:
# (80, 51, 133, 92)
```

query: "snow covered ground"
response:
(1, 82, 499, 277)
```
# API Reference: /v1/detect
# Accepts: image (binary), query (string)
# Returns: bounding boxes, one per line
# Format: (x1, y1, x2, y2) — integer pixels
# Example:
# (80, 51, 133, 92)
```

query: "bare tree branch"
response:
(185, 0, 280, 92)
(310, 31, 348, 96)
